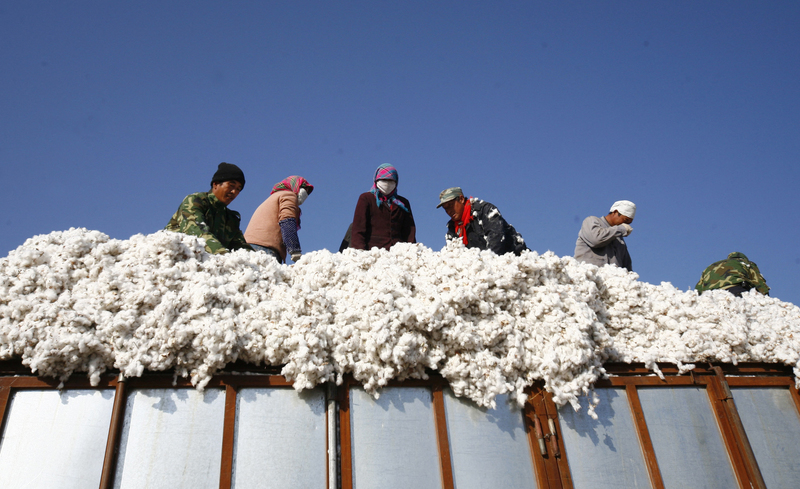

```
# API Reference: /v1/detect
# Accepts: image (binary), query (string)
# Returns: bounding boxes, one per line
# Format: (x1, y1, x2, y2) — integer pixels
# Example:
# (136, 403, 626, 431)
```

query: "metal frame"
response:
(526, 387, 570, 489)
(0, 362, 798, 489)
(548, 363, 800, 489)
(0, 371, 323, 489)
(338, 376, 456, 489)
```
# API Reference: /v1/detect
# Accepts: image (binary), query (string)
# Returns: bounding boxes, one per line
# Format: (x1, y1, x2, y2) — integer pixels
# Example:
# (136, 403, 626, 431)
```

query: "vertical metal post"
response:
(626, 384, 665, 489)
(99, 374, 127, 489)
(525, 388, 567, 489)
(711, 367, 767, 489)
(431, 385, 455, 489)
(327, 383, 338, 489)
(0, 384, 12, 441)
(219, 384, 237, 489)
(339, 381, 353, 489)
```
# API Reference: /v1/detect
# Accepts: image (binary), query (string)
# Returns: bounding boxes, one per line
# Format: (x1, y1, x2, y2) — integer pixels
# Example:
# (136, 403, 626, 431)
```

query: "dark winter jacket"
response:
(349, 192, 416, 250)
(446, 198, 527, 255)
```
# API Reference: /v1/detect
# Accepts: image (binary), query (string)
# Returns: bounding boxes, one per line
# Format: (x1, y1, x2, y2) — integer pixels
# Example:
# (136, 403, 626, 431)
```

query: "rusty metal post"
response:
(431, 384, 455, 489)
(99, 374, 127, 489)
(219, 384, 237, 489)
(711, 366, 766, 489)
(327, 383, 337, 489)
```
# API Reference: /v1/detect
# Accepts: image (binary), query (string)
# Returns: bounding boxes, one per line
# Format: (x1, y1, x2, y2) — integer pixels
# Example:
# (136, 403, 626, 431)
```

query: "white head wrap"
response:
(610, 200, 636, 219)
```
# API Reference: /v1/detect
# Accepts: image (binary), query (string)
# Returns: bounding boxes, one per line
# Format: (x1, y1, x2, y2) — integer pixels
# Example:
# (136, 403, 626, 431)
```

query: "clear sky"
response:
(2, 2, 798, 304)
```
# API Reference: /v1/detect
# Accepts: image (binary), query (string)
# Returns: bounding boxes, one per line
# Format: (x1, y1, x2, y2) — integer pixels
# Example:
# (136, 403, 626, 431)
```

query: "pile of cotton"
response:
(1, 228, 799, 412)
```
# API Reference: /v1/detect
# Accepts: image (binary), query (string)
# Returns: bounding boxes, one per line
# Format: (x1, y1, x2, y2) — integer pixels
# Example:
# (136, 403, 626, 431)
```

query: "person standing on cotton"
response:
(244, 176, 314, 264)
(348, 164, 416, 251)
(165, 162, 253, 255)
(574, 200, 636, 271)
(436, 187, 528, 256)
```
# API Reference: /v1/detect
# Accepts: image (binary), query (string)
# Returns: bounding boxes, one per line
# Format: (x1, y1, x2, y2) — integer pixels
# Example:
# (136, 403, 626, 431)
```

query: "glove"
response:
(620, 223, 633, 237)
(291, 252, 302, 263)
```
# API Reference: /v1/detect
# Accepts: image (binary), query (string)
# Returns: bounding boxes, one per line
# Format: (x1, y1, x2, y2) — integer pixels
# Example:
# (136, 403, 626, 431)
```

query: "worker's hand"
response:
(620, 223, 633, 236)
(291, 252, 302, 263)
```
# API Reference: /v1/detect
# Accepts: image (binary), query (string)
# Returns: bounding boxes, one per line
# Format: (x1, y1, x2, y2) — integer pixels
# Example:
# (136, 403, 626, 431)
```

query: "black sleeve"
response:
(480, 204, 511, 255)
(401, 197, 416, 243)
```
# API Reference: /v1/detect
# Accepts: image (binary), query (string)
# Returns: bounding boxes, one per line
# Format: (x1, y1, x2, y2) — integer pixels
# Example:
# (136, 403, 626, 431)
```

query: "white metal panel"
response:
(638, 386, 737, 489)
(0, 389, 115, 489)
(231, 387, 327, 489)
(113, 388, 225, 489)
(732, 387, 800, 488)
(444, 390, 537, 489)
(558, 388, 651, 489)
(350, 386, 442, 489)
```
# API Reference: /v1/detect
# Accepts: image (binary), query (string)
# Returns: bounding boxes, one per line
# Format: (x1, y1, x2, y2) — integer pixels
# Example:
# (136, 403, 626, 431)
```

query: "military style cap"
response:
(437, 187, 463, 208)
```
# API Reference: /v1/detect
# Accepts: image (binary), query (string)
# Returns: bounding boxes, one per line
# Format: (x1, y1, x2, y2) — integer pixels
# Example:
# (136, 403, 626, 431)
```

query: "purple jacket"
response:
(349, 192, 416, 250)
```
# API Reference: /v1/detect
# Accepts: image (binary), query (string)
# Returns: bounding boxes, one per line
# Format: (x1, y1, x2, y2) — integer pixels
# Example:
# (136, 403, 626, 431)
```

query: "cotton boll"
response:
(2, 229, 800, 411)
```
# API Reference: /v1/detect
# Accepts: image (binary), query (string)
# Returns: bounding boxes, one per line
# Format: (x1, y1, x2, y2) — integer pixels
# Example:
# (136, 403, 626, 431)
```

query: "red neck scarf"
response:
(454, 199, 473, 245)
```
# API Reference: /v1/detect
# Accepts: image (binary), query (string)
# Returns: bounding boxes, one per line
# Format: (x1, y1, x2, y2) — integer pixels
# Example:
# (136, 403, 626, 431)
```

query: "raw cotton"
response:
(1, 228, 799, 415)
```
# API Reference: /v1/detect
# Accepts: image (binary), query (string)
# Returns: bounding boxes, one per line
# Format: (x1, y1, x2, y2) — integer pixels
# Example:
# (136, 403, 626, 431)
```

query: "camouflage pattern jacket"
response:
(695, 252, 769, 295)
(165, 192, 252, 254)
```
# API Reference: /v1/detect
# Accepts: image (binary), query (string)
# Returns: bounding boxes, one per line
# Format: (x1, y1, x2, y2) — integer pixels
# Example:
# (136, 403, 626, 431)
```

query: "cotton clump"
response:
(1, 228, 799, 413)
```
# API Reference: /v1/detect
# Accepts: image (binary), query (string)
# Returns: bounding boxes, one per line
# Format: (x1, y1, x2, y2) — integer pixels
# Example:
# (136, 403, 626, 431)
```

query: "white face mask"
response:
(376, 180, 397, 196)
(297, 188, 309, 205)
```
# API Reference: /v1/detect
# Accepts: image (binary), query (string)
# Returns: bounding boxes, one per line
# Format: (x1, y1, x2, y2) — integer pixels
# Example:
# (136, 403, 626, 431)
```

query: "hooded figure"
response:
(349, 164, 416, 250)
(244, 176, 314, 263)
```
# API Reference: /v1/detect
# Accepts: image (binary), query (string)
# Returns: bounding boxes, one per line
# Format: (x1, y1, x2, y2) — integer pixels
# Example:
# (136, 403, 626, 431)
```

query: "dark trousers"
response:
(249, 244, 282, 263)
(726, 284, 750, 297)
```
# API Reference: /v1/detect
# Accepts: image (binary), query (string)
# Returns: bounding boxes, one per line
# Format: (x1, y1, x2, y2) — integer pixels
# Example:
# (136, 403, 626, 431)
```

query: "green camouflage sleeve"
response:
(695, 268, 714, 293)
(225, 217, 253, 252)
(165, 194, 228, 254)
(695, 258, 734, 293)
(746, 261, 770, 295)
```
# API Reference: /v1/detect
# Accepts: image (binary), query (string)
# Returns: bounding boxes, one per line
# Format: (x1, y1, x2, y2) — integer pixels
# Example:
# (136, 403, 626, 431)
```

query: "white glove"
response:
(291, 252, 302, 263)
(620, 223, 633, 237)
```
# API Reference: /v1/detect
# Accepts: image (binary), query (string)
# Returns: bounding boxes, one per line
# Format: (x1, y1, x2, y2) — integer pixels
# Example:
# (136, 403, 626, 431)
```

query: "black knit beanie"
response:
(210, 162, 245, 189)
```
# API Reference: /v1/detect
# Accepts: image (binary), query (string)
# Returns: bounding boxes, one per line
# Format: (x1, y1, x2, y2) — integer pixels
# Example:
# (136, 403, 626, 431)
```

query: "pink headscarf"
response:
(271, 175, 314, 195)
(271, 175, 313, 228)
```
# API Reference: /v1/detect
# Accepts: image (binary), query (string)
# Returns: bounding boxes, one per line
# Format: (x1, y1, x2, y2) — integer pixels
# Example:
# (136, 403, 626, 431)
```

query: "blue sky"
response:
(2, 1, 798, 304)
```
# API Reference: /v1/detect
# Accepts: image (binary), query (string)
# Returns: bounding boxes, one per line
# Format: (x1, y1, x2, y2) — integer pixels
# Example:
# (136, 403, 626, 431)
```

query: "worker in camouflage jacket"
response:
(695, 252, 769, 297)
(437, 187, 528, 255)
(165, 162, 253, 255)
